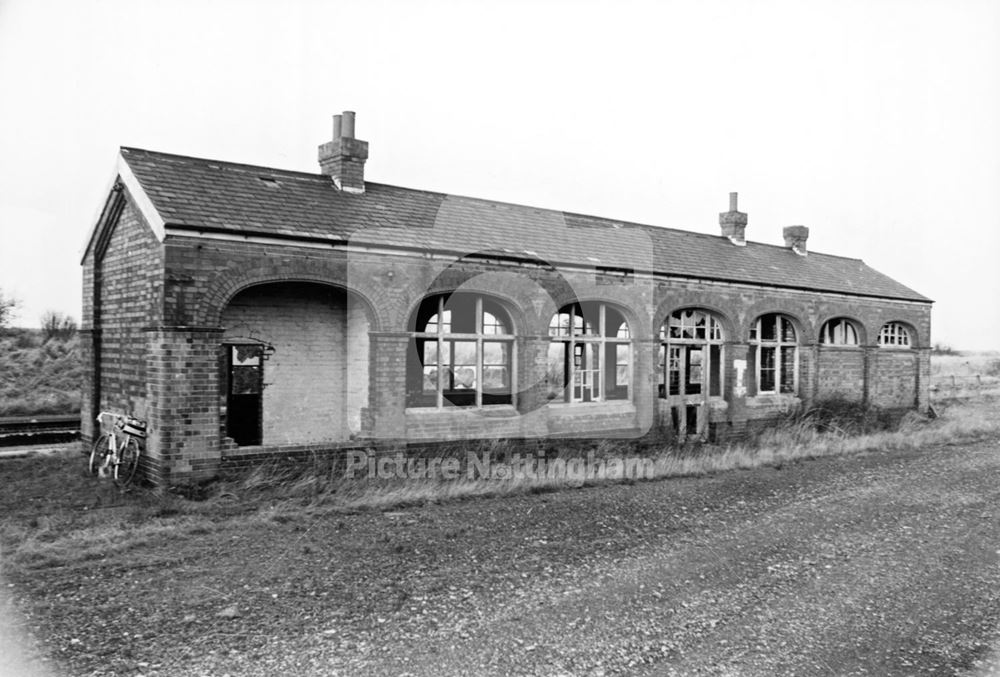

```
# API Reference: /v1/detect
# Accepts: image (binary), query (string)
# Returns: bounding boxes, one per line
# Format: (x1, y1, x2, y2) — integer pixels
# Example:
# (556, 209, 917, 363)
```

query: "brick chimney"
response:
(719, 192, 747, 246)
(318, 111, 368, 194)
(783, 225, 809, 256)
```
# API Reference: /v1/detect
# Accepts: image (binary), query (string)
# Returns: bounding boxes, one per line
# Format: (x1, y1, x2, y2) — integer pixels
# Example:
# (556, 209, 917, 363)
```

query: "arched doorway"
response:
(219, 282, 371, 446)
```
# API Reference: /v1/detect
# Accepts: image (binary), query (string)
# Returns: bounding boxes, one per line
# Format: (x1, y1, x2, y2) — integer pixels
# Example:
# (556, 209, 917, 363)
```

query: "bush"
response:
(793, 397, 897, 436)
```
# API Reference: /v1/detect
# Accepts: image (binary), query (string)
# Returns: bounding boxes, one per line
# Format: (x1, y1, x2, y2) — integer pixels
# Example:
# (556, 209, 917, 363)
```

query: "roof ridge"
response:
(120, 146, 324, 181)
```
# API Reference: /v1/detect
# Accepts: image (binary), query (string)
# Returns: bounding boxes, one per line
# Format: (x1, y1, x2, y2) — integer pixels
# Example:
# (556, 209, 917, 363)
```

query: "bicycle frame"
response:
(92, 411, 144, 484)
(94, 411, 124, 478)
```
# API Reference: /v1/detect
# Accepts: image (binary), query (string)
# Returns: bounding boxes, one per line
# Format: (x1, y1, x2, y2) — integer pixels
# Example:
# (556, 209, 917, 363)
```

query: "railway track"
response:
(0, 414, 80, 447)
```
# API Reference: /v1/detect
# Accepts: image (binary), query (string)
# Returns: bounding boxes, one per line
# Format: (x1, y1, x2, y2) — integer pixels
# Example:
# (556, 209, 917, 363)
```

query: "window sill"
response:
(746, 393, 800, 408)
(546, 399, 635, 410)
(405, 404, 518, 416)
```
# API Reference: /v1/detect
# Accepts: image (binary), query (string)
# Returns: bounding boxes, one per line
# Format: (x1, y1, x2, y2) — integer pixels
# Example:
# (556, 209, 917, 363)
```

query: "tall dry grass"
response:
(217, 395, 1000, 514)
(4, 395, 997, 573)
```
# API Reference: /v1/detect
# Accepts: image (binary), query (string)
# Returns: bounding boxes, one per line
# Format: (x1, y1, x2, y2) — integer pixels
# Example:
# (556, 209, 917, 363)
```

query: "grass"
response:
(2, 394, 983, 574)
(0, 329, 82, 416)
(2, 353, 999, 574)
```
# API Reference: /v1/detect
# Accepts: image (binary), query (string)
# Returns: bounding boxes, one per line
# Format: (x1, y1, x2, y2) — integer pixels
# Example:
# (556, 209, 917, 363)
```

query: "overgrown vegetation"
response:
(2, 388, 999, 576)
(0, 328, 82, 416)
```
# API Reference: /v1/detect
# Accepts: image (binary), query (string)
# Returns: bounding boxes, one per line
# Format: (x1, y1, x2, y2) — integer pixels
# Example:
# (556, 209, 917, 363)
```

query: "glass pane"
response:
(451, 341, 476, 390)
(423, 341, 438, 364)
(546, 342, 566, 400)
(483, 366, 509, 390)
(709, 344, 721, 397)
(780, 346, 796, 393)
(483, 341, 508, 365)
(685, 346, 703, 395)
(781, 317, 796, 343)
(483, 312, 506, 335)
(616, 344, 629, 387)
(668, 346, 681, 396)
(422, 366, 438, 392)
(760, 314, 777, 341)
(760, 346, 776, 392)
(549, 312, 570, 337)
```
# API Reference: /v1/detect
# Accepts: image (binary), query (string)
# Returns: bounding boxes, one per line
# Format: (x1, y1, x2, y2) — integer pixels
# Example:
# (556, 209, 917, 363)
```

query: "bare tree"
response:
(0, 290, 18, 331)
(40, 311, 77, 341)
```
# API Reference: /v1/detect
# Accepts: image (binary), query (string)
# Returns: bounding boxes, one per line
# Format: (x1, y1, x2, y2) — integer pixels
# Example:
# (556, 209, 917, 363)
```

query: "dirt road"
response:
(6, 436, 1000, 676)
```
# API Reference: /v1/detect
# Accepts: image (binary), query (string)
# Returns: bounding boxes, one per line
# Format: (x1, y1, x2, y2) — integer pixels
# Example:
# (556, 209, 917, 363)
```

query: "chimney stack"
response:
(783, 225, 809, 256)
(318, 110, 368, 194)
(719, 192, 748, 246)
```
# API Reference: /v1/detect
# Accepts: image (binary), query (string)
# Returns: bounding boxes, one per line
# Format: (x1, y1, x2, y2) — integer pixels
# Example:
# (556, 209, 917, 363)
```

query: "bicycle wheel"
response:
(114, 436, 141, 487)
(88, 434, 112, 476)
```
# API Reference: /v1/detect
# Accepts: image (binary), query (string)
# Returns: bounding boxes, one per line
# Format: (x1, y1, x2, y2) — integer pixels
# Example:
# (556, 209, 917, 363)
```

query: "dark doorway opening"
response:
(227, 344, 263, 446)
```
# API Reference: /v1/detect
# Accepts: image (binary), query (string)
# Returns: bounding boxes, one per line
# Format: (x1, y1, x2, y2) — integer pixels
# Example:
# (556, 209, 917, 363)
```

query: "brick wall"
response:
(83, 215, 932, 483)
(871, 349, 919, 408)
(816, 347, 865, 401)
(81, 197, 163, 448)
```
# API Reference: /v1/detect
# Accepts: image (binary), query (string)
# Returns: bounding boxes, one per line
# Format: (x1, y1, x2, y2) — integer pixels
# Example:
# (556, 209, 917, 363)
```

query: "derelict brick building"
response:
(81, 112, 932, 485)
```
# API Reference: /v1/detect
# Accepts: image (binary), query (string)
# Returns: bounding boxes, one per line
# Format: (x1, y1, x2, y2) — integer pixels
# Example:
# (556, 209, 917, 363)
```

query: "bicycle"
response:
(89, 411, 147, 487)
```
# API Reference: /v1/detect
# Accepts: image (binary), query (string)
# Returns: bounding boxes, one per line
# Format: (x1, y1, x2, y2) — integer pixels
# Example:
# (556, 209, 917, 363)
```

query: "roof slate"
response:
(119, 147, 931, 303)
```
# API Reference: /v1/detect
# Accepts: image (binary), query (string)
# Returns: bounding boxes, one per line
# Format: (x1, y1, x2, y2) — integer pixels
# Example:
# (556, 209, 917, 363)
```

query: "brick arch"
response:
(407, 252, 580, 336)
(654, 301, 737, 343)
(197, 264, 384, 331)
(816, 314, 869, 345)
(403, 288, 528, 337)
(740, 302, 814, 344)
(546, 296, 648, 340)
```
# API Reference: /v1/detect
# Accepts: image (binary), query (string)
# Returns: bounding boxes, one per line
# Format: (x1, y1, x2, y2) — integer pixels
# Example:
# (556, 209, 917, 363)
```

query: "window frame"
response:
(819, 317, 860, 346)
(547, 302, 631, 404)
(658, 309, 726, 400)
(878, 322, 913, 349)
(749, 313, 799, 396)
(409, 294, 516, 409)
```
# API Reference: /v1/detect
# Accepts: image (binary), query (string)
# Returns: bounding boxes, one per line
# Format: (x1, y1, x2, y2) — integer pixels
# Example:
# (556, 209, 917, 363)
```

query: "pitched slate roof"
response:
(119, 147, 930, 303)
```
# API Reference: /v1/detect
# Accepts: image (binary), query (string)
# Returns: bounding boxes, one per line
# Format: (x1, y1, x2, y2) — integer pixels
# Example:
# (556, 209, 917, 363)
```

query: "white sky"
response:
(0, 0, 998, 350)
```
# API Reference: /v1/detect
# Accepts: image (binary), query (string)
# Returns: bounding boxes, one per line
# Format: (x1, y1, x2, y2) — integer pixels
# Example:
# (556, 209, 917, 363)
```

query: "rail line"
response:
(0, 415, 80, 447)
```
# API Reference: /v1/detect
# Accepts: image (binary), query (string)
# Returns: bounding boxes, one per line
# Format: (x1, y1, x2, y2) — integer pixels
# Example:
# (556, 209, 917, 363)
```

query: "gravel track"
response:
(4, 436, 1000, 676)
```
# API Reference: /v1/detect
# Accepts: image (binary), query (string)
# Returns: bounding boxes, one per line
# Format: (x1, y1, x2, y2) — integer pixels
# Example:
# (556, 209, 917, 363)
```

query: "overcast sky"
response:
(0, 0, 998, 350)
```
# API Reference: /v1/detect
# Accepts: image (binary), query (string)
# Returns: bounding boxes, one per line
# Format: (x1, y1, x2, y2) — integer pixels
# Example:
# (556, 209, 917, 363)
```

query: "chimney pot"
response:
(719, 191, 748, 246)
(783, 225, 809, 255)
(341, 111, 355, 139)
(333, 114, 342, 139)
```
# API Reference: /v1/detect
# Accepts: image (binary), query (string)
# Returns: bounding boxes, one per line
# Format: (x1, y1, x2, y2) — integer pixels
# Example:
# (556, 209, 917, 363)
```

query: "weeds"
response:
(3, 394, 998, 574)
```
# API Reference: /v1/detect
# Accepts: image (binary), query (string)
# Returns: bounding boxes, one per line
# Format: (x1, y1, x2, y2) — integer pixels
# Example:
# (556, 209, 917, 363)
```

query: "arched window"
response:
(547, 302, 630, 403)
(878, 322, 912, 348)
(659, 309, 725, 399)
(820, 318, 859, 346)
(407, 293, 514, 407)
(750, 313, 798, 395)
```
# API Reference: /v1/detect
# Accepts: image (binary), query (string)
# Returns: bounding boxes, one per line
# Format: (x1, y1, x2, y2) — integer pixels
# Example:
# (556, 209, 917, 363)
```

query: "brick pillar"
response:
(727, 342, 750, 433)
(633, 337, 656, 436)
(915, 347, 931, 412)
(802, 343, 819, 408)
(517, 335, 551, 418)
(862, 346, 877, 406)
(367, 332, 409, 441)
(78, 329, 97, 451)
(145, 327, 224, 484)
